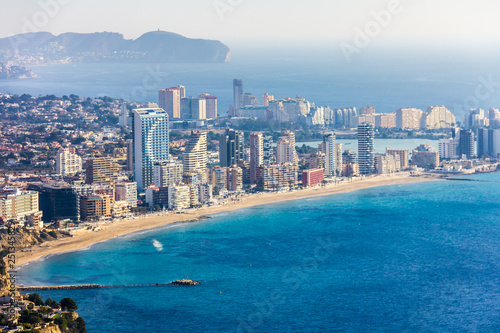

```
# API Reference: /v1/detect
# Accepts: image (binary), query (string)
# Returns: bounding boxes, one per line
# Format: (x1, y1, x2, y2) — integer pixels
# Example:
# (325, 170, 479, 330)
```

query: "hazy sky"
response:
(1, 0, 500, 48)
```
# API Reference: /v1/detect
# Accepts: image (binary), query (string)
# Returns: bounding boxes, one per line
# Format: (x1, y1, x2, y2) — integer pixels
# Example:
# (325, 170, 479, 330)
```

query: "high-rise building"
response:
(358, 123, 375, 175)
(133, 108, 170, 191)
(85, 157, 118, 186)
(335, 143, 343, 176)
(183, 131, 207, 174)
(199, 94, 218, 119)
(180, 97, 207, 120)
(477, 128, 500, 158)
(159, 87, 181, 119)
(375, 154, 401, 174)
(263, 136, 275, 165)
(438, 138, 460, 160)
(153, 160, 183, 187)
(220, 129, 244, 167)
(464, 109, 489, 129)
(80, 195, 112, 221)
(342, 150, 359, 177)
(242, 93, 259, 107)
(459, 130, 475, 159)
(256, 164, 298, 191)
(250, 132, 264, 183)
(396, 108, 424, 130)
(320, 132, 336, 177)
(118, 104, 129, 127)
(56, 147, 82, 176)
(277, 131, 298, 166)
(233, 79, 243, 110)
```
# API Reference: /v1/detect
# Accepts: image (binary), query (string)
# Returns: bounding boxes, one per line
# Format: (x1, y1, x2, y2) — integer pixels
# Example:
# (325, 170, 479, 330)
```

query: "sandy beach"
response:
(15, 173, 441, 268)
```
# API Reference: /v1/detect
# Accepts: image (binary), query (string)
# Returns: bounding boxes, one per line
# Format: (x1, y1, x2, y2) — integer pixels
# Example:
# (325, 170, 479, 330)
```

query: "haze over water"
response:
(18, 174, 500, 332)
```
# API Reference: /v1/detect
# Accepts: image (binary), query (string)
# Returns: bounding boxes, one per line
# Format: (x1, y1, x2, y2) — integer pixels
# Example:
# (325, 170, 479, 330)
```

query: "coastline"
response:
(15, 173, 441, 269)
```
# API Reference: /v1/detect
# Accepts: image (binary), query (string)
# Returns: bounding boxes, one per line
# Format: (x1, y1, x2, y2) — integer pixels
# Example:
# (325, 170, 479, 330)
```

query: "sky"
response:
(1, 0, 500, 50)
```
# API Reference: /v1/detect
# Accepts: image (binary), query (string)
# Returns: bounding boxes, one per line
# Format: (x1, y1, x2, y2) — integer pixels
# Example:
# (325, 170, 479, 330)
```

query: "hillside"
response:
(0, 30, 231, 65)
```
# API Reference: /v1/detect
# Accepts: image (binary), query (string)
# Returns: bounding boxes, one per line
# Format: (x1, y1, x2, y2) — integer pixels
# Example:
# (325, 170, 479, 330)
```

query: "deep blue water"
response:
(18, 173, 500, 332)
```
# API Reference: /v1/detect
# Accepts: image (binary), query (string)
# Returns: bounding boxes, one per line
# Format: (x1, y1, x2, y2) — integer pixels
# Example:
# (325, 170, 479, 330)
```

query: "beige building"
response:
(385, 148, 409, 170)
(423, 106, 456, 129)
(396, 108, 424, 130)
(115, 181, 138, 208)
(0, 190, 42, 222)
(257, 164, 298, 191)
(375, 154, 401, 174)
(154, 160, 184, 187)
(85, 157, 118, 186)
(250, 132, 264, 183)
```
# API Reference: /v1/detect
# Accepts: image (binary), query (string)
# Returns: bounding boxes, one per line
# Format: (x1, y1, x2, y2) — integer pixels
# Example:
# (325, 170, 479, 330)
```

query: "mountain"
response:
(0, 31, 231, 64)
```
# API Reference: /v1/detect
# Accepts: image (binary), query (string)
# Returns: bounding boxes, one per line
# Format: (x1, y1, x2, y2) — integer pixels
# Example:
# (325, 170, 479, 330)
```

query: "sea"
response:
(17, 173, 500, 332)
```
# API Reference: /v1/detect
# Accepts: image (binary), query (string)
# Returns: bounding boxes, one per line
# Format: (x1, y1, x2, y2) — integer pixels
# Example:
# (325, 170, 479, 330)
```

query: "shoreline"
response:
(15, 173, 441, 269)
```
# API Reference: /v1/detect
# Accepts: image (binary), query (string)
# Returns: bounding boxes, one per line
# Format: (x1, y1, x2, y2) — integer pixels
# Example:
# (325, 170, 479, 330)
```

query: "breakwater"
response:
(18, 280, 200, 291)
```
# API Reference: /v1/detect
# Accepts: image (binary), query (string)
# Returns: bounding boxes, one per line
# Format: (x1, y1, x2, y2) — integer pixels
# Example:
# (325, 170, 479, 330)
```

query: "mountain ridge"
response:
(0, 30, 231, 64)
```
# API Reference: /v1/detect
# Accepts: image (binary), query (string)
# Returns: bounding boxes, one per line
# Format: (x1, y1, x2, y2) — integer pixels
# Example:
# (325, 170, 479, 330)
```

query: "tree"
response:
(28, 293, 44, 306)
(60, 298, 78, 311)
(45, 298, 60, 308)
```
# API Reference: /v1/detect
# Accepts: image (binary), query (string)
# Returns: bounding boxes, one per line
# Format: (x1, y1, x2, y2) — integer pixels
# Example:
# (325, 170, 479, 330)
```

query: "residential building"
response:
(374, 154, 401, 174)
(199, 94, 218, 119)
(119, 104, 129, 127)
(277, 131, 298, 166)
(80, 195, 112, 221)
(250, 132, 264, 183)
(423, 106, 456, 129)
(396, 108, 424, 130)
(56, 147, 82, 176)
(220, 129, 244, 167)
(320, 132, 336, 177)
(85, 157, 118, 186)
(183, 131, 207, 174)
(181, 97, 207, 120)
(227, 166, 243, 191)
(411, 144, 440, 169)
(159, 87, 181, 119)
(302, 169, 324, 187)
(385, 148, 409, 170)
(115, 181, 138, 208)
(360, 105, 375, 115)
(459, 130, 475, 159)
(168, 185, 191, 210)
(438, 138, 460, 160)
(257, 164, 298, 191)
(0, 189, 42, 222)
(153, 160, 183, 187)
(233, 79, 243, 110)
(133, 108, 170, 191)
(358, 123, 375, 175)
(477, 128, 500, 158)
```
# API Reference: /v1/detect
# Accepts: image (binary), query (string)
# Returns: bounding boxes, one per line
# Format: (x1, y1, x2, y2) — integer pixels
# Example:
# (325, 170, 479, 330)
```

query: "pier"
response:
(18, 280, 200, 291)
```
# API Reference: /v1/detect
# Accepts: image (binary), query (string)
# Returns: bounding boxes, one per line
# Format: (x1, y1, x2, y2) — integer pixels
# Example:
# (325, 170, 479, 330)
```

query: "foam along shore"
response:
(15, 173, 441, 268)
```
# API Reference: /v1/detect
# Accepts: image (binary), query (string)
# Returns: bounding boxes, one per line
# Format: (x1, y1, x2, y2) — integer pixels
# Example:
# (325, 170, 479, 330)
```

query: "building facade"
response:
(358, 123, 375, 175)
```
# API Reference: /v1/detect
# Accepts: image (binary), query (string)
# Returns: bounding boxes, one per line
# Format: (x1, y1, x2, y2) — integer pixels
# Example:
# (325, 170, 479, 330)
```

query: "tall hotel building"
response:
(250, 132, 264, 183)
(133, 108, 170, 191)
(183, 131, 207, 174)
(233, 79, 243, 110)
(358, 122, 375, 175)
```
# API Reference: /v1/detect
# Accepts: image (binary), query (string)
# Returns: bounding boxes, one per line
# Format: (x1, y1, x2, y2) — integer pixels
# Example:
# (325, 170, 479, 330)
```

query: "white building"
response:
(168, 185, 191, 210)
(438, 138, 460, 160)
(56, 148, 82, 175)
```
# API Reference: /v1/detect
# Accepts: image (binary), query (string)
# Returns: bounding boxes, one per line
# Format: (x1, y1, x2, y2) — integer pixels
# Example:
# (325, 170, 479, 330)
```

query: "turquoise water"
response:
(18, 173, 500, 332)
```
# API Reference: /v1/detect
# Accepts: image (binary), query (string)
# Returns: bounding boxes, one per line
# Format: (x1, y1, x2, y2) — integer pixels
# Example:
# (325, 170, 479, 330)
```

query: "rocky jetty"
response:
(170, 279, 200, 286)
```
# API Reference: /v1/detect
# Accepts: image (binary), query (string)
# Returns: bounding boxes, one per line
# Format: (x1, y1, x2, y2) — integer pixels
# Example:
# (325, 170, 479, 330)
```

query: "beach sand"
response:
(15, 173, 441, 268)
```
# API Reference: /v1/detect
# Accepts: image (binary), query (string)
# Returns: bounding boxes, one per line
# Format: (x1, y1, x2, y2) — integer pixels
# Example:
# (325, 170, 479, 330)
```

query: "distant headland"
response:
(0, 30, 231, 66)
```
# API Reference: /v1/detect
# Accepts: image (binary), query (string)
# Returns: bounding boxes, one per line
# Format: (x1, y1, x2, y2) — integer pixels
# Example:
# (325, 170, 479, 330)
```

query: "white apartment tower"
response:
(183, 131, 207, 174)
